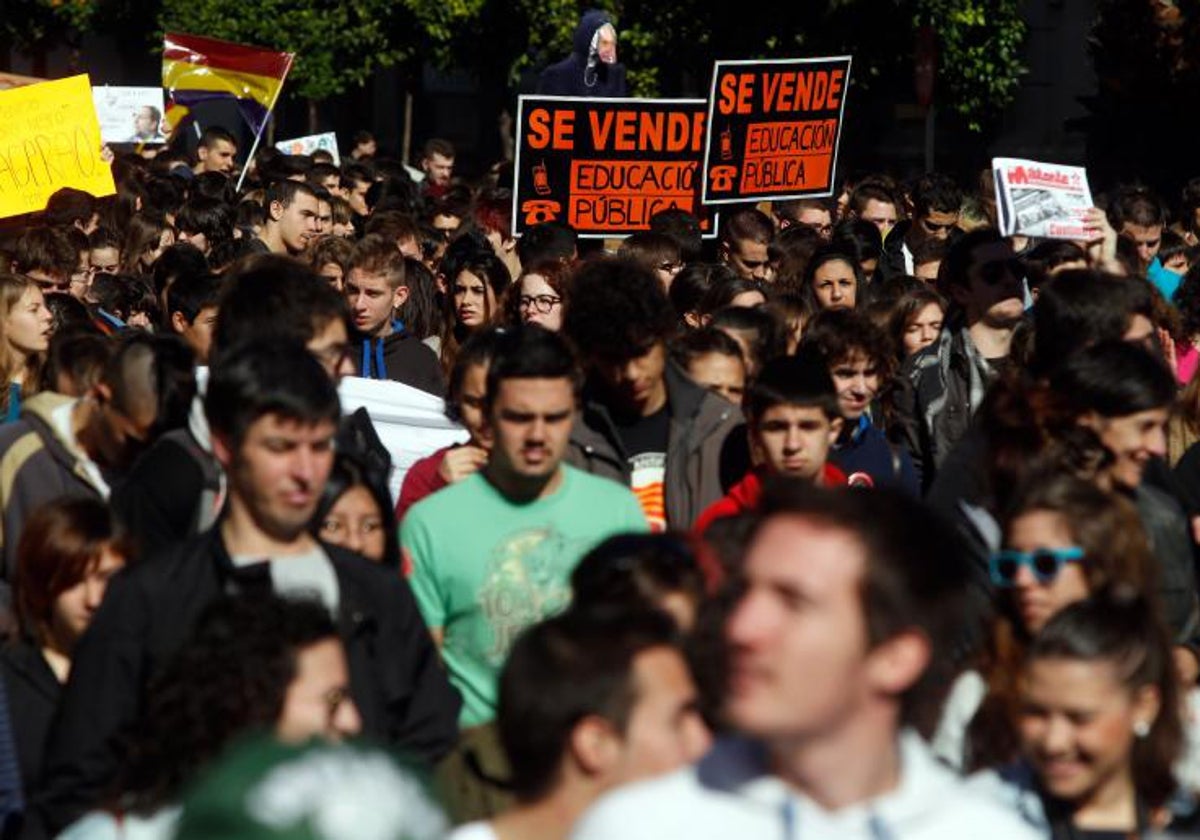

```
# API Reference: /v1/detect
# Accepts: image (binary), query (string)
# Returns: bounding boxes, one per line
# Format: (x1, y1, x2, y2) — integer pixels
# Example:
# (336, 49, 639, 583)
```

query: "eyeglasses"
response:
(519, 294, 562, 314)
(989, 546, 1085, 587)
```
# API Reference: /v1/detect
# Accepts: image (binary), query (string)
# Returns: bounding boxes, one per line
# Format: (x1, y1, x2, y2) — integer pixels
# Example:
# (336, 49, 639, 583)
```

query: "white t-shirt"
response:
(448, 821, 499, 840)
(929, 670, 987, 771)
(572, 732, 1042, 840)
(232, 547, 340, 613)
(58, 806, 180, 840)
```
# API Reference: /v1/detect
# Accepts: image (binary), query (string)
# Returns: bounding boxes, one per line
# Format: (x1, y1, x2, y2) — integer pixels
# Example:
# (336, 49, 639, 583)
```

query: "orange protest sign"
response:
(703, 57, 852, 204)
(514, 96, 716, 238)
(0, 74, 116, 219)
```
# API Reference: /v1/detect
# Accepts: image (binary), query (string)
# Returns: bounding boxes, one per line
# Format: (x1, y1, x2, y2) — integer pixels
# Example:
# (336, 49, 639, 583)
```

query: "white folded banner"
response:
(338, 377, 468, 501)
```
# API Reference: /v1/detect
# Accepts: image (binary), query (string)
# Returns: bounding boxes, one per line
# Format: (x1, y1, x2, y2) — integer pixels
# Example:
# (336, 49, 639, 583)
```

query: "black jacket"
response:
(32, 530, 460, 834)
(0, 642, 57, 798)
(353, 329, 445, 397)
(879, 219, 913, 282)
(110, 427, 222, 561)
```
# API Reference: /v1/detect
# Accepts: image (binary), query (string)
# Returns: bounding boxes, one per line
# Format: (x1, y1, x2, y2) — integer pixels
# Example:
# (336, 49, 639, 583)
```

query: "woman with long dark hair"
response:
(439, 251, 511, 375)
(2, 498, 128, 792)
(973, 590, 1189, 838)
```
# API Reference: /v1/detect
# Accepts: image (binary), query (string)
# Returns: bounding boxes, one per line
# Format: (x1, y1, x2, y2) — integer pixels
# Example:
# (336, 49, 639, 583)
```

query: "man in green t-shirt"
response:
(401, 327, 647, 732)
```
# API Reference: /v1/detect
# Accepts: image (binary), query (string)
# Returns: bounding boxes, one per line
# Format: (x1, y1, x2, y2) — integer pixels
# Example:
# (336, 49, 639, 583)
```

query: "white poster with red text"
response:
(993, 157, 1093, 240)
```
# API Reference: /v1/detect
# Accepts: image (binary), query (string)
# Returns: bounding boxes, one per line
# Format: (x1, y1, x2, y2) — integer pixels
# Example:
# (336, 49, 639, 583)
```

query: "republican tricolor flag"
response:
(162, 32, 294, 136)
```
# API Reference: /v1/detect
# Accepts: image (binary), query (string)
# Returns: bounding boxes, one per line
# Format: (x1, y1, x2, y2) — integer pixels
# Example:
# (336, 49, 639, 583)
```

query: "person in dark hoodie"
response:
(345, 234, 445, 395)
(878, 172, 962, 283)
(537, 10, 627, 98)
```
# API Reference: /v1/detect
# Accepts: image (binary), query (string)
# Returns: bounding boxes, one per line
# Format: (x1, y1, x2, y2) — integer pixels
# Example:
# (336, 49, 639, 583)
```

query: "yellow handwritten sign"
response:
(0, 74, 116, 219)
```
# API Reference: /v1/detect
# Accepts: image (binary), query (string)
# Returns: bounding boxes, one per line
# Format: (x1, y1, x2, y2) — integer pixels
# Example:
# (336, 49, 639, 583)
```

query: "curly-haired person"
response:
(55, 594, 358, 840)
(562, 257, 746, 530)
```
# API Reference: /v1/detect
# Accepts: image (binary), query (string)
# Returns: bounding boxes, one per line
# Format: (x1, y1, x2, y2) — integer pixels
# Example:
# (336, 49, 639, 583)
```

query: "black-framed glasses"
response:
(519, 294, 562, 314)
(989, 546, 1084, 587)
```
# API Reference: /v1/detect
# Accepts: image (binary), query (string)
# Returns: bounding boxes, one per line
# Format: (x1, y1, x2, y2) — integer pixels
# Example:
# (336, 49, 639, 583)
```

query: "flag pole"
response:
(234, 52, 293, 193)
(235, 121, 267, 192)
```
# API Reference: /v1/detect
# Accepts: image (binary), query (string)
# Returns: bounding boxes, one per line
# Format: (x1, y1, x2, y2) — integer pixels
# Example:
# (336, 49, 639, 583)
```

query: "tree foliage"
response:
(2, 0, 96, 53)
(404, 0, 1023, 134)
(6, 0, 1031, 141)
(914, 0, 1028, 131)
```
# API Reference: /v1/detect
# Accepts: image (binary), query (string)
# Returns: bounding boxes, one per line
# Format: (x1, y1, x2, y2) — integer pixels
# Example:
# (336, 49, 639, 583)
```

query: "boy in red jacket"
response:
(695, 350, 844, 534)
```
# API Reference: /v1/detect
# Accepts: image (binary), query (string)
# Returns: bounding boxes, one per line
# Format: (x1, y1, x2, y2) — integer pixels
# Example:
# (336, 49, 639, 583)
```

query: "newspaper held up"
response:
(992, 157, 1094, 241)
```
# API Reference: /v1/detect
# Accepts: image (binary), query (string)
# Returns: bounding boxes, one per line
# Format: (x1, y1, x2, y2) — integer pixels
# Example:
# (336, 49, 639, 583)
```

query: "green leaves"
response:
(2, 0, 96, 52)
(915, 0, 1028, 131)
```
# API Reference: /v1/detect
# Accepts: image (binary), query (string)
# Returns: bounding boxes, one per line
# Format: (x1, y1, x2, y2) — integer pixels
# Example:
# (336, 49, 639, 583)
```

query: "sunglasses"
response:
(919, 218, 957, 233)
(989, 546, 1085, 587)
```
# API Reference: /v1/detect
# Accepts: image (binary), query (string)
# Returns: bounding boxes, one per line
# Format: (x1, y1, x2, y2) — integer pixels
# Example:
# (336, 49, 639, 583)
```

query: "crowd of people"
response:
(1, 67, 1200, 838)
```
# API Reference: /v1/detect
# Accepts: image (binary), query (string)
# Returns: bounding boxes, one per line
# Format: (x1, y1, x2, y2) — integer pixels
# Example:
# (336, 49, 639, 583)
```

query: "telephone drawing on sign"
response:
(709, 166, 736, 193)
(521, 199, 562, 225)
(533, 161, 551, 195)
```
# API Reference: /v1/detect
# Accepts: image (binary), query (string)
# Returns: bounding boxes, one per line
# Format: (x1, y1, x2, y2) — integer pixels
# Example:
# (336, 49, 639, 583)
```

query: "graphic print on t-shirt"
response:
(474, 527, 578, 665)
(613, 405, 670, 532)
(629, 452, 666, 531)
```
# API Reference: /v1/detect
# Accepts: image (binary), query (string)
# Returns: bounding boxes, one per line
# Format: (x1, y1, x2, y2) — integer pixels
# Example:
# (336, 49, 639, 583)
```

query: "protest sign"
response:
(338, 377, 468, 501)
(92, 86, 167, 144)
(702, 57, 852, 204)
(275, 131, 340, 164)
(993, 157, 1094, 240)
(513, 95, 716, 239)
(0, 74, 116, 219)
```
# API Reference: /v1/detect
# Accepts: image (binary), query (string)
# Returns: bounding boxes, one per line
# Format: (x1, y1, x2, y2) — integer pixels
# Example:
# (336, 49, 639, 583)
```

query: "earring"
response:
(1133, 720, 1151, 738)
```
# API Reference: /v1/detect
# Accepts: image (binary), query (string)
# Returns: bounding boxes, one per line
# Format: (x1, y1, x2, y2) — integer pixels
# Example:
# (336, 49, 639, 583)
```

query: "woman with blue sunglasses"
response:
(932, 472, 1156, 773)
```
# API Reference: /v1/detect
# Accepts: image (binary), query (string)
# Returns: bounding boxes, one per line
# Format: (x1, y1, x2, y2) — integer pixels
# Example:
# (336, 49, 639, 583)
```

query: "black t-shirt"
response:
(612, 404, 669, 530)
